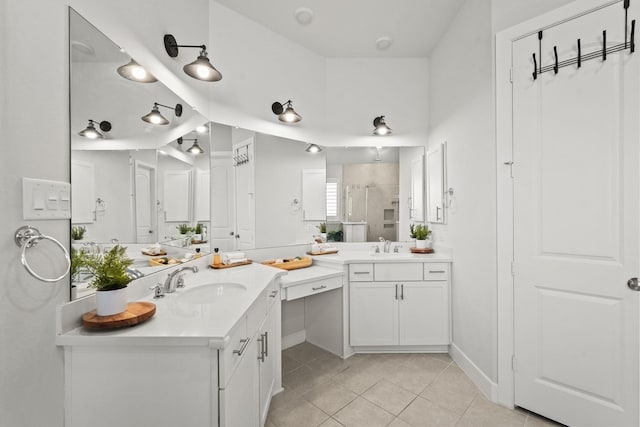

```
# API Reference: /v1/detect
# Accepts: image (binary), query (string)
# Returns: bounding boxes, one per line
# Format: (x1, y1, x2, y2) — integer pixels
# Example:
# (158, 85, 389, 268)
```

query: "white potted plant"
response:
(71, 225, 86, 243)
(413, 224, 432, 249)
(85, 245, 133, 316)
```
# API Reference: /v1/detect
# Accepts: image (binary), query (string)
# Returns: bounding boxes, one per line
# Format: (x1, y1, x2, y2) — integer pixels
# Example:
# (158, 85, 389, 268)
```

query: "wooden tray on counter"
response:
(262, 257, 312, 271)
(209, 260, 252, 269)
(141, 249, 166, 256)
(82, 302, 156, 331)
(410, 247, 434, 254)
(306, 249, 339, 256)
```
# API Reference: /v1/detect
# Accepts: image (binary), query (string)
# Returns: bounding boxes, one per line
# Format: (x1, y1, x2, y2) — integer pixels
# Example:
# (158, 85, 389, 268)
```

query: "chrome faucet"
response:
(379, 237, 392, 253)
(163, 266, 199, 293)
(126, 267, 145, 280)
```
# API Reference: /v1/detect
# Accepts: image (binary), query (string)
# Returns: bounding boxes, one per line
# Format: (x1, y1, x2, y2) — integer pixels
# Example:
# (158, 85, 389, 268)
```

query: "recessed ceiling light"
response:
(294, 7, 314, 25)
(375, 36, 393, 51)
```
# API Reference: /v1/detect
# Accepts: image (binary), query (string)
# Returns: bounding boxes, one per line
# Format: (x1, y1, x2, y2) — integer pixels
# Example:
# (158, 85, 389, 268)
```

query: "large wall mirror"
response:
(207, 128, 425, 250)
(69, 8, 210, 299)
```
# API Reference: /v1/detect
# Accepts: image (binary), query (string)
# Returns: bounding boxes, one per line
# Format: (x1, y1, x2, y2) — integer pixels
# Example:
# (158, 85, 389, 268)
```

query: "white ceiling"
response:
(215, 0, 466, 57)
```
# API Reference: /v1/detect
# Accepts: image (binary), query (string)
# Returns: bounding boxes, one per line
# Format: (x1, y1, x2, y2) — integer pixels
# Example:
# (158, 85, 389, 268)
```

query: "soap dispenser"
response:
(213, 248, 220, 265)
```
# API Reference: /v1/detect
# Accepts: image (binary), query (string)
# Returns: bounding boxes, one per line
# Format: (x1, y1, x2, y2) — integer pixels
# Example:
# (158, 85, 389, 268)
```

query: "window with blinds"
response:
(326, 179, 339, 221)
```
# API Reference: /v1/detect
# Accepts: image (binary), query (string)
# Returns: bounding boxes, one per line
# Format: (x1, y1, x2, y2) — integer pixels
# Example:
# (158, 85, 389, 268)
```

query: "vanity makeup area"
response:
(56, 9, 451, 427)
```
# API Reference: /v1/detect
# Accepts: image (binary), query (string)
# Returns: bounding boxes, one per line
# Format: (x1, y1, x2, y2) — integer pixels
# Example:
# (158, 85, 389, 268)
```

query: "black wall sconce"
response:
(78, 119, 112, 139)
(272, 100, 302, 123)
(305, 143, 322, 153)
(116, 59, 157, 83)
(373, 115, 392, 136)
(182, 138, 204, 154)
(164, 34, 222, 82)
(141, 102, 183, 125)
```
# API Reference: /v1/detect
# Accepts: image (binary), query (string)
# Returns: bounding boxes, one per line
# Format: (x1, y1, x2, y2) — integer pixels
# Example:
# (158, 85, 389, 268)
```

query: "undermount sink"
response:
(178, 282, 247, 304)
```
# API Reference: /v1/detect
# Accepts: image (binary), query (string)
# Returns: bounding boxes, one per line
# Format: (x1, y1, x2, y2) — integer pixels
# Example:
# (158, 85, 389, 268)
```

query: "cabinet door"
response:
(258, 307, 277, 427)
(221, 337, 258, 427)
(398, 281, 449, 345)
(350, 282, 398, 346)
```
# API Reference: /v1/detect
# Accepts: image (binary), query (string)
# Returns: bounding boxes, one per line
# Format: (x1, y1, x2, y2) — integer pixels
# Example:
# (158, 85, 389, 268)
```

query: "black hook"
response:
(577, 39, 581, 67)
(553, 46, 559, 74)
(603, 30, 607, 61)
(532, 53, 538, 80)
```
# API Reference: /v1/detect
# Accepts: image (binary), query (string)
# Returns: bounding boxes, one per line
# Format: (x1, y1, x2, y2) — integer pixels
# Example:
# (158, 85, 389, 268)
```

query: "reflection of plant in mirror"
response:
(317, 222, 327, 233)
(70, 247, 90, 282)
(177, 224, 191, 234)
(413, 224, 431, 240)
(327, 230, 343, 242)
(71, 226, 86, 240)
(195, 223, 203, 234)
(85, 245, 133, 291)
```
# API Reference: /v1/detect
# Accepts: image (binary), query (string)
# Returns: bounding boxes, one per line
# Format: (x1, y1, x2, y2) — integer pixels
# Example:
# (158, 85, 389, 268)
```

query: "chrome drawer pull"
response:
(312, 285, 327, 291)
(264, 331, 268, 358)
(233, 338, 250, 356)
(429, 270, 446, 274)
(401, 284, 404, 300)
(257, 335, 265, 362)
(354, 271, 369, 275)
(269, 290, 278, 298)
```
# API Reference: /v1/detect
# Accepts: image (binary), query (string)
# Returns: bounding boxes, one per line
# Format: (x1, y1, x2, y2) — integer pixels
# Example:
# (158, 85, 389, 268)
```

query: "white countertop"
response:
(309, 250, 452, 265)
(280, 265, 344, 289)
(57, 262, 285, 348)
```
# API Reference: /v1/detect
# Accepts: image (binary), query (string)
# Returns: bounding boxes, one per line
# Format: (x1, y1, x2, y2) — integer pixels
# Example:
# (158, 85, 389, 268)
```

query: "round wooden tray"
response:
(410, 247, 434, 254)
(82, 302, 156, 331)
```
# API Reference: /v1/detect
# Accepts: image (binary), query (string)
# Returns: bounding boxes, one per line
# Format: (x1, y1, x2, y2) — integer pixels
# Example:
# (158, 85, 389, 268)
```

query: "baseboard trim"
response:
(449, 343, 498, 402)
(282, 330, 306, 350)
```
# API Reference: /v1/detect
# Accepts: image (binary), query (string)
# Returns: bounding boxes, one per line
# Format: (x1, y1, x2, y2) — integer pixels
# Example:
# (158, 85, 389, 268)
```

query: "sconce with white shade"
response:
(373, 115, 392, 135)
(164, 34, 222, 82)
(141, 102, 183, 125)
(78, 119, 112, 139)
(305, 143, 322, 153)
(116, 59, 157, 83)
(272, 100, 302, 123)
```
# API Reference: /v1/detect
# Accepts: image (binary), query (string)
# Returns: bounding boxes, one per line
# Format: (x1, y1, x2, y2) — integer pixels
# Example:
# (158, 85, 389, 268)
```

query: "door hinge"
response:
(509, 68, 513, 83)
(510, 261, 516, 276)
(512, 355, 517, 372)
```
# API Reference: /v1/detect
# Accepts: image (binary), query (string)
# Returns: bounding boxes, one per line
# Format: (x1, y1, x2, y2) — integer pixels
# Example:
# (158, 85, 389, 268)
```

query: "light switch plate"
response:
(22, 177, 71, 220)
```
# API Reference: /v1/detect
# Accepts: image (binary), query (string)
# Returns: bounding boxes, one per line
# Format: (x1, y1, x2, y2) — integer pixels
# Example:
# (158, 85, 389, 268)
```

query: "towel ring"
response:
(14, 225, 71, 283)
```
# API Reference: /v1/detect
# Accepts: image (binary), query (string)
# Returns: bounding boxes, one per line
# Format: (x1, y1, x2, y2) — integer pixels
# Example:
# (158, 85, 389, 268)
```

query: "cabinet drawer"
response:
(349, 264, 374, 281)
(285, 276, 342, 301)
(424, 263, 449, 281)
(222, 317, 248, 386)
(375, 263, 423, 281)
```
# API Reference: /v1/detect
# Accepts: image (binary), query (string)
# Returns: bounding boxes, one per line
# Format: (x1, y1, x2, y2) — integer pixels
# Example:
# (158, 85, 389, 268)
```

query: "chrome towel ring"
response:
(14, 225, 71, 283)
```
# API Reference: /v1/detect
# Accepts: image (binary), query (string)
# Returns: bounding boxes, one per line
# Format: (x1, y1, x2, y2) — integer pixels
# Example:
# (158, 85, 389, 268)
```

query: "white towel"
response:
(222, 251, 245, 261)
(223, 257, 248, 265)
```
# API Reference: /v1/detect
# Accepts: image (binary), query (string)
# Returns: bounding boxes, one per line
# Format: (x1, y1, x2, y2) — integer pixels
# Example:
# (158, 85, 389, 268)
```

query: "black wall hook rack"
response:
(531, 1, 634, 80)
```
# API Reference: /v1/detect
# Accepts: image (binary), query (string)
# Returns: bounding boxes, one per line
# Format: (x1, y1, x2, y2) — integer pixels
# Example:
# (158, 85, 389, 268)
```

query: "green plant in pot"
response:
(177, 224, 191, 235)
(85, 245, 133, 316)
(413, 224, 432, 249)
(71, 225, 86, 241)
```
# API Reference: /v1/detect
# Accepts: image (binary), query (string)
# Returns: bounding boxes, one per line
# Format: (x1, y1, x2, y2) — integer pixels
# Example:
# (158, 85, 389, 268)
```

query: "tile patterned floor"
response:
(267, 342, 563, 427)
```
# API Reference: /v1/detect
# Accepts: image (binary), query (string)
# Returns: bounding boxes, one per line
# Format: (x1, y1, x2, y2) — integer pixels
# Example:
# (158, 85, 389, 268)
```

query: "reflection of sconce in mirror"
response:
(272, 100, 302, 123)
(305, 143, 322, 153)
(141, 102, 183, 125)
(164, 34, 223, 82)
(116, 59, 157, 83)
(181, 138, 203, 154)
(78, 119, 112, 139)
(373, 115, 392, 135)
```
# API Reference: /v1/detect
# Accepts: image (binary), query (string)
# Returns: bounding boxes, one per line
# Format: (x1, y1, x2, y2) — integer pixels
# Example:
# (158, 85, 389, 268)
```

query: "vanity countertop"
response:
(57, 262, 286, 349)
(309, 250, 452, 265)
(279, 265, 344, 289)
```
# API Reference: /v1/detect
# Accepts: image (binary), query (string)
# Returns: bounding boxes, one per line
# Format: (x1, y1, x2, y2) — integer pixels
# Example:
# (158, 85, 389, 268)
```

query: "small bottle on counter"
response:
(194, 248, 202, 259)
(213, 248, 221, 265)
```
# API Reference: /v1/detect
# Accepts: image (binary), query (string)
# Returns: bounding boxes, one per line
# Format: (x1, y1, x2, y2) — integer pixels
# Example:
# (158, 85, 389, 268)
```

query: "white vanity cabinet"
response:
(349, 262, 450, 349)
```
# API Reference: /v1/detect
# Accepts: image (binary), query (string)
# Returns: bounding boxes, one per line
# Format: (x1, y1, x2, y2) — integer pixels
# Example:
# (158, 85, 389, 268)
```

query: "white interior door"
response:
(512, 4, 639, 426)
(233, 139, 255, 250)
(211, 155, 235, 251)
(71, 159, 95, 224)
(134, 161, 155, 244)
(426, 145, 444, 223)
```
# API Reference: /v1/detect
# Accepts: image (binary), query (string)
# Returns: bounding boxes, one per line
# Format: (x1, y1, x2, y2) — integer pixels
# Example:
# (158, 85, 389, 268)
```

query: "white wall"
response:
(427, 0, 580, 387)
(0, 1, 209, 425)
(254, 134, 326, 247)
